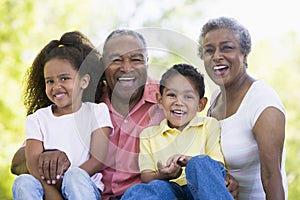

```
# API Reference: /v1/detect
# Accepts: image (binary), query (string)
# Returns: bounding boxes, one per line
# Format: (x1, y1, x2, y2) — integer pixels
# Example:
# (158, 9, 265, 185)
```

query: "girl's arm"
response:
(253, 107, 285, 200)
(26, 139, 63, 200)
(80, 127, 111, 176)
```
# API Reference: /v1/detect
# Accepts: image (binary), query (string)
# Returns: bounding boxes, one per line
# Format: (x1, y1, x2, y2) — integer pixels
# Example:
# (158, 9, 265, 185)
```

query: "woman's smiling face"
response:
(202, 28, 248, 87)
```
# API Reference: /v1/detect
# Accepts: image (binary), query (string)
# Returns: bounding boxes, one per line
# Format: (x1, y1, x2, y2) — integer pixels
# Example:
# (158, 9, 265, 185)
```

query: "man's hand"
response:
(38, 150, 70, 185)
(225, 173, 239, 199)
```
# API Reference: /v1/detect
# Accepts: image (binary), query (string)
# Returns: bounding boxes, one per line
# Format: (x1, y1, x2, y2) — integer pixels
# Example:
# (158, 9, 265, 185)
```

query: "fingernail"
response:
(41, 176, 44, 180)
(52, 180, 56, 184)
(47, 180, 51, 184)
(56, 175, 60, 180)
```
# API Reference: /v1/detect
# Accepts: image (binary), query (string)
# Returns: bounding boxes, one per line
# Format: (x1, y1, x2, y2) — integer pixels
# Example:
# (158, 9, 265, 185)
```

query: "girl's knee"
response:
(13, 174, 39, 188)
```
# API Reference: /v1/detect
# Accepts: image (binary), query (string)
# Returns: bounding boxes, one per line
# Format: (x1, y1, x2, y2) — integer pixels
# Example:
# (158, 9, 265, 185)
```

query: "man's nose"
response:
(121, 59, 133, 72)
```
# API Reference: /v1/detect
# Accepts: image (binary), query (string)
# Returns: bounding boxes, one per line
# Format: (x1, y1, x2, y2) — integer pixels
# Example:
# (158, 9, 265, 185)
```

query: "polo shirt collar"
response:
(159, 113, 206, 135)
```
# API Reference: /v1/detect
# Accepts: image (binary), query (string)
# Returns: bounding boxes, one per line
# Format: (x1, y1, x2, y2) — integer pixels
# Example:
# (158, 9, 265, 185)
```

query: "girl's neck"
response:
(52, 102, 82, 117)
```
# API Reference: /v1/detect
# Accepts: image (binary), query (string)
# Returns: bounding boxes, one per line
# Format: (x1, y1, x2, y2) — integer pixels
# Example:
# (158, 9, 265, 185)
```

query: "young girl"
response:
(12, 31, 113, 200)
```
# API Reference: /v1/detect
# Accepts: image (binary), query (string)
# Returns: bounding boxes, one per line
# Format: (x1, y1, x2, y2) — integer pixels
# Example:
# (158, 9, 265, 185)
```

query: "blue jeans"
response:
(121, 155, 233, 200)
(12, 167, 101, 200)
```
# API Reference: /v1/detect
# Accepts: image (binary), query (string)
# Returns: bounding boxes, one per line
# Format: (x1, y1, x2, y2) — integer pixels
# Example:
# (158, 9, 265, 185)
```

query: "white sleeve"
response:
(91, 103, 113, 134)
(25, 113, 43, 141)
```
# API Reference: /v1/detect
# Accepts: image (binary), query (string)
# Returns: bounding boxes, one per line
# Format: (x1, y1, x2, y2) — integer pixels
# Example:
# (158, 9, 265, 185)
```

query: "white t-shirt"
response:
(26, 102, 113, 191)
(211, 80, 288, 200)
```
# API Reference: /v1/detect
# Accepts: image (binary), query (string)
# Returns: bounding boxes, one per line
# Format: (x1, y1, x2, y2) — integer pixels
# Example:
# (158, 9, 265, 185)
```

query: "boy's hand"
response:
(157, 160, 182, 180)
(166, 154, 191, 167)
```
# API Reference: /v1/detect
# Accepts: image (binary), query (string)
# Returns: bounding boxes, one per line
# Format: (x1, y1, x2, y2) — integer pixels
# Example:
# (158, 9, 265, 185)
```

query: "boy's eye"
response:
(166, 93, 176, 97)
(184, 95, 194, 99)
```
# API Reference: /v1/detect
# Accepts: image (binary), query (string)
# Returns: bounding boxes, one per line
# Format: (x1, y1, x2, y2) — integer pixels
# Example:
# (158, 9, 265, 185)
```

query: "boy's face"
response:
(157, 74, 206, 131)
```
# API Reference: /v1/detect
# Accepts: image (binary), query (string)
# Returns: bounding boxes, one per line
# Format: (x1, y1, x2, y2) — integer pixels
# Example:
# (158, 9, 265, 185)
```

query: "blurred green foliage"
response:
(1, 0, 299, 199)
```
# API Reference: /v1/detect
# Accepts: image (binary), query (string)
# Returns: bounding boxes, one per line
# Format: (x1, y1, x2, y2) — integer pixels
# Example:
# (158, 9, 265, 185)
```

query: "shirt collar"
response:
(159, 113, 206, 135)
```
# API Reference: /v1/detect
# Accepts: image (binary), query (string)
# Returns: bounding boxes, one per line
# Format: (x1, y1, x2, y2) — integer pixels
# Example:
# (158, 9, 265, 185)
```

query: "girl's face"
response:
(202, 28, 247, 87)
(157, 74, 206, 131)
(44, 58, 89, 115)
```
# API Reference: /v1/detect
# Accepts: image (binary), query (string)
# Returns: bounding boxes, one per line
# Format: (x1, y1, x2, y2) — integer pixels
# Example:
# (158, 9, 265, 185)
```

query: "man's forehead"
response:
(104, 35, 146, 55)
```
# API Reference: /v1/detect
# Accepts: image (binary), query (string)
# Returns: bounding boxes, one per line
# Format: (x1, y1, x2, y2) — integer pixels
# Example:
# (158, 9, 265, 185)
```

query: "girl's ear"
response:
(156, 92, 163, 109)
(198, 97, 208, 112)
(81, 74, 90, 89)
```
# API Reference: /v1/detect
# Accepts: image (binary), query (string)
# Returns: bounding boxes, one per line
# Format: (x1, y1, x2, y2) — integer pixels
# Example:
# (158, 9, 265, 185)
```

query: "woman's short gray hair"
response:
(198, 17, 252, 59)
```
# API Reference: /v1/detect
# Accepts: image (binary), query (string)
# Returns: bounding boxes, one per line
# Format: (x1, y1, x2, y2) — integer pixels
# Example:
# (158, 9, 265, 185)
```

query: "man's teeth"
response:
(118, 77, 135, 81)
(213, 66, 227, 70)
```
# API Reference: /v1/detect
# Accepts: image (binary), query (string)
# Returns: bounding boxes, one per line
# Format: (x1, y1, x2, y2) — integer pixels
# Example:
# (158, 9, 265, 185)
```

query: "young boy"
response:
(121, 63, 233, 200)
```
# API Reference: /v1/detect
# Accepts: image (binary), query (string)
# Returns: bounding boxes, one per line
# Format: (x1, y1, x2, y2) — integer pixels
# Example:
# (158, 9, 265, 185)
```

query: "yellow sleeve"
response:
(139, 127, 157, 172)
(205, 117, 225, 165)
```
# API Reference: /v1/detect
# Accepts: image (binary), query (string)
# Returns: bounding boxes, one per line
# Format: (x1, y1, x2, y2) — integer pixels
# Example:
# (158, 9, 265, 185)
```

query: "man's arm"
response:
(11, 147, 29, 175)
(10, 146, 70, 185)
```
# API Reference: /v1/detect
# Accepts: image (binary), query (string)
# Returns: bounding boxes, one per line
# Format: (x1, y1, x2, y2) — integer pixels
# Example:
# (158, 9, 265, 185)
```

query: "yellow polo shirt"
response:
(139, 113, 224, 186)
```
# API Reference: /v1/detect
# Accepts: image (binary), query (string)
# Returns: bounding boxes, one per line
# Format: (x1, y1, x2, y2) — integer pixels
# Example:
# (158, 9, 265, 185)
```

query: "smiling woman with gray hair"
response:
(198, 16, 288, 200)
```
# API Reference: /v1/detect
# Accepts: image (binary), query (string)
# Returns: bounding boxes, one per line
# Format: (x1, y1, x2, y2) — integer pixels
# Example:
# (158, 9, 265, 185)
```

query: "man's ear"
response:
(156, 92, 163, 109)
(198, 97, 208, 112)
(81, 74, 90, 89)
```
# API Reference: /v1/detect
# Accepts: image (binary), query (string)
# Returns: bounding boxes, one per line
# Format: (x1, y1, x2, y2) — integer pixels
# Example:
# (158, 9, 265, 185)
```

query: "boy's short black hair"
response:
(159, 63, 205, 98)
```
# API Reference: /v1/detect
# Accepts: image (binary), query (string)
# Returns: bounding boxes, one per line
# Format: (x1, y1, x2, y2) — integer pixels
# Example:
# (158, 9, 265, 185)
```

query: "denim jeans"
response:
(121, 155, 233, 200)
(12, 167, 101, 200)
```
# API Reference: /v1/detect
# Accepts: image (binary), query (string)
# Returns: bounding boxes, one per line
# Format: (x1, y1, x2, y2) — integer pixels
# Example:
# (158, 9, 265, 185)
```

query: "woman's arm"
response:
(79, 127, 111, 176)
(26, 139, 63, 200)
(253, 107, 285, 200)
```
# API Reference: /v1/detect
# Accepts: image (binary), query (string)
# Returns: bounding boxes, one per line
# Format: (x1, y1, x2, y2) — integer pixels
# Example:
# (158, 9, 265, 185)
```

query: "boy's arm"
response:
(79, 127, 111, 176)
(26, 139, 63, 200)
(140, 161, 182, 183)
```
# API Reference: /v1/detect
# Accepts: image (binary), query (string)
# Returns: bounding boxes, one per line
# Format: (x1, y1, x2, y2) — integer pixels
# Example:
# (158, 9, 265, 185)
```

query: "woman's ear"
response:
(81, 74, 90, 89)
(156, 92, 163, 109)
(198, 97, 208, 112)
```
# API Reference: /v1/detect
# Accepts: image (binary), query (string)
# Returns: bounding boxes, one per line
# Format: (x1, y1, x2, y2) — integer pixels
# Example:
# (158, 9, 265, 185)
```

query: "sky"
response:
(200, 0, 300, 43)
(106, 0, 300, 44)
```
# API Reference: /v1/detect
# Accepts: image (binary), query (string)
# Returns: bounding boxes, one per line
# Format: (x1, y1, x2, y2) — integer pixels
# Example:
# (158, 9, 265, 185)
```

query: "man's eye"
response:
(112, 58, 122, 63)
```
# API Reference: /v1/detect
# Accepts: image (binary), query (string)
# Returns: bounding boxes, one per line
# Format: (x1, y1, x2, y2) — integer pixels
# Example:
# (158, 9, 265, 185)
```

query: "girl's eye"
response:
(45, 80, 53, 84)
(61, 77, 70, 81)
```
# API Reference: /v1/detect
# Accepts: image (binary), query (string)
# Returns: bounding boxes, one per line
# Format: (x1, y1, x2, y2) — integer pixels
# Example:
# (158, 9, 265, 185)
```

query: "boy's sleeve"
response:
(139, 128, 157, 172)
(205, 117, 225, 164)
